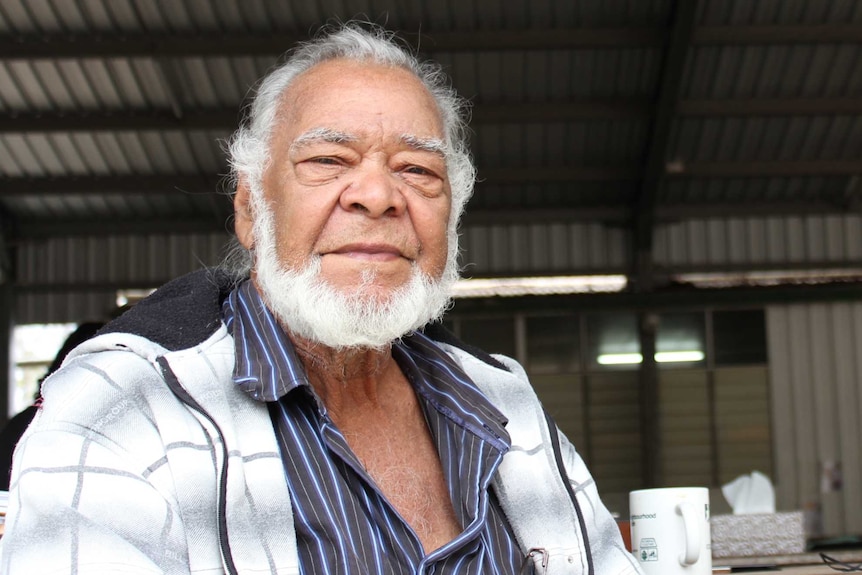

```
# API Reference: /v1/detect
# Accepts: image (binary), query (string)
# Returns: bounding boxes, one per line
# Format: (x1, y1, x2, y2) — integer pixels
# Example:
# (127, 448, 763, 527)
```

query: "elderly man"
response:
(1, 24, 641, 575)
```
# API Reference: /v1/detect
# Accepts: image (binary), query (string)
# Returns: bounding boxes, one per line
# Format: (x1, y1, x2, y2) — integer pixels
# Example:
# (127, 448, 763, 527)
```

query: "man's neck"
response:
(290, 333, 403, 417)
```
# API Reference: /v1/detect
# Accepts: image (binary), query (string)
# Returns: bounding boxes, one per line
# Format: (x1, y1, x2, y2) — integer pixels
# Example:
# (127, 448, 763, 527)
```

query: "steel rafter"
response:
(2, 24, 859, 61)
(0, 100, 650, 133)
(6, 98, 862, 134)
(629, 0, 699, 491)
(4, 163, 861, 199)
(631, 0, 699, 291)
(0, 28, 663, 60)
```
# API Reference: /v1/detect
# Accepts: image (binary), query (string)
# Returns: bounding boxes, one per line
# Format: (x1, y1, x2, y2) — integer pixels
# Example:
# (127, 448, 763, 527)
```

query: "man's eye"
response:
(310, 157, 341, 165)
(403, 165, 434, 176)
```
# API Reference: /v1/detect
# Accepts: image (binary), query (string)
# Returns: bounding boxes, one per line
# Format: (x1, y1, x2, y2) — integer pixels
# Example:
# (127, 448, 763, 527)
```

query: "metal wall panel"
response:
(767, 302, 862, 537)
(14, 232, 232, 324)
(659, 369, 713, 487)
(654, 215, 862, 270)
(0, 128, 229, 222)
(714, 366, 773, 484)
(14, 213, 862, 323)
(699, 0, 862, 25)
(467, 181, 637, 212)
(13, 220, 629, 325)
(660, 176, 850, 206)
(460, 221, 628, 275)
(671, 116, 862, 163)
(471, 119, 651, 169)
(13, 290, 118, 326)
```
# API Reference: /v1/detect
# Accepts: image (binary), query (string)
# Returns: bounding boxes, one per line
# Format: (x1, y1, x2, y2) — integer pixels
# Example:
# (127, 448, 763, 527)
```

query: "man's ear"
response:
(234, 177, 255, 250)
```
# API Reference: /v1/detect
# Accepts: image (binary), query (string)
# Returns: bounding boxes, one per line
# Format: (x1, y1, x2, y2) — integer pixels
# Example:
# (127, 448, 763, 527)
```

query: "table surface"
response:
(781, 568, 851, 574)
(712, 549, 862, 574)
(714, 567, 847, 574)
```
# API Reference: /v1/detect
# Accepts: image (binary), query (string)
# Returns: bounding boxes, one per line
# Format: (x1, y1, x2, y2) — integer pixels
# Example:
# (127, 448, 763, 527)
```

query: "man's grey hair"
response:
(222, 22, 476, 276)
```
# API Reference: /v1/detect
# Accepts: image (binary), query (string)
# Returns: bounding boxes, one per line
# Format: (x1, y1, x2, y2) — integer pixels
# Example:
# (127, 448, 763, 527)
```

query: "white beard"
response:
(250, 190, 458, 350)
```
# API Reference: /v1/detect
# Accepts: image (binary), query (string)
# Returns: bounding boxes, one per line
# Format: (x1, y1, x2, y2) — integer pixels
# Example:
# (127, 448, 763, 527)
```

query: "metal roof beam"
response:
(479, 166, 641, 183)
(670, 160, 862, 178)
(10, 208, 628, 239)
(657, 201, 851, 219)
(449, 281, 862, 315)
(694, 24, 862, 45)
(472, 100, 653, 122)
(0, 205, 15, 280)
(461, 207, 629, 225)
(8, 200, 861, 240)
(0, 100, 652, 133)
(4, 161, 861, 198)
(11, 217, 231, 239)
(3, 24, 859, 61)
(459, 200, 862, 223)
(3, 98, 861, 134)
(678, 98, 862, 117)
(0, 110, 236, 133)
(31, 277, 862, 309)
(412, 28, 666, 50)
(1, 175, 225, 196)
(628, 0, 698, 492)
(2, 170, 639, 197)
(0, 28, 664, 60)
(453, 201, 860, 225)
(631, 0, 698, 291)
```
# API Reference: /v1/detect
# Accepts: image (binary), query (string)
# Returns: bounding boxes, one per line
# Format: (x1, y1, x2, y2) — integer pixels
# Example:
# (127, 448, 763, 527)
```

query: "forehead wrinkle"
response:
(289, 127, 358, 154)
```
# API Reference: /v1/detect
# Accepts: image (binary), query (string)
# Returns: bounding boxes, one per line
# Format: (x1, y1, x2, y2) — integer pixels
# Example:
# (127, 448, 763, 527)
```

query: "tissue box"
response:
(711, 511, 805, 558)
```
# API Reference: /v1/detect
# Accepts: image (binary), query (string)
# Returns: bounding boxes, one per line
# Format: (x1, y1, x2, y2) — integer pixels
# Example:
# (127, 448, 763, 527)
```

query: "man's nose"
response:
(338, 164, 407, 217)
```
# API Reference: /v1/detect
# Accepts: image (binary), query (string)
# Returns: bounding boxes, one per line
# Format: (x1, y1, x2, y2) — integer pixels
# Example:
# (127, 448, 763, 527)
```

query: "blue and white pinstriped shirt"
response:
(223, 280, 526, 575)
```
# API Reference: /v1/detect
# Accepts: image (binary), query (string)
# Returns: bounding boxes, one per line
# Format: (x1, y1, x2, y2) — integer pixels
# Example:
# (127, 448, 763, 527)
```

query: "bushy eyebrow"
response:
(289, 127, 446, 159)
(289, 127, 357, 154)
(400, 134, 446, 158)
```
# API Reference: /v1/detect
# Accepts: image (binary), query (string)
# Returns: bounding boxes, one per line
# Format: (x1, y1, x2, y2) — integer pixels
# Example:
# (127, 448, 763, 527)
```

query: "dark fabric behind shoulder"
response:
(0, 321, 106, 490)
(101, 269, 510, 371)
(102, 269, 236, 352)
(420, 321, 510, 372)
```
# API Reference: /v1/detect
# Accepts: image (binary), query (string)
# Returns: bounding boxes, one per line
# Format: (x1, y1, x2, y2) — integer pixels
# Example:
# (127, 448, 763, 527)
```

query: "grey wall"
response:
(768, 302, 862, 537)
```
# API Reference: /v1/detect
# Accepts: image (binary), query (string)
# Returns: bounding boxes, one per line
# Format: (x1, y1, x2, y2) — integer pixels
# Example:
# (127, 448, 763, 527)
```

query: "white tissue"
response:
(721, 471, 776, 515)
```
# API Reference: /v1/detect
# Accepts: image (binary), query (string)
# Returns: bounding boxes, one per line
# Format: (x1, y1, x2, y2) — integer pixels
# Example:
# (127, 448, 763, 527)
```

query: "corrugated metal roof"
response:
(0, 0, 674, 34)
(0, 0, 860, 322)
(698, 0, 862, 25)
(654, 214, 862, 270)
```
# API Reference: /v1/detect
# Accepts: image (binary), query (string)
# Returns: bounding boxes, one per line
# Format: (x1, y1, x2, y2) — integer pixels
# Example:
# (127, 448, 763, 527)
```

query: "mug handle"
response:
(676, 501, 701, 565)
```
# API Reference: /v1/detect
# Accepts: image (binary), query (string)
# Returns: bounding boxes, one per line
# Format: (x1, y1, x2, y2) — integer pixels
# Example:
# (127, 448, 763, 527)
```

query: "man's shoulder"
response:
(38, 324, 232, 425)
(103, 268, 238, 352)
(420, 333, 534, 410)
(419, 322, 511, 372)
(39, 343, 171, 416)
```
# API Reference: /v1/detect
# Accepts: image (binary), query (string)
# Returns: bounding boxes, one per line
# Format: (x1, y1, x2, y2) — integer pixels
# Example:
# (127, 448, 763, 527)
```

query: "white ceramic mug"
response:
(629, 487, 711, 575)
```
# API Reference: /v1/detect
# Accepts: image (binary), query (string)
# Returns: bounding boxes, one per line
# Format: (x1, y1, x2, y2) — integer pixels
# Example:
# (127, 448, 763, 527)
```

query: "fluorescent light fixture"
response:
(655, 351, 704, 363)
(675, 269, 862, 289)
(598, 353, 644, 365)
(597, 351, 705, 365)
(452, 275, 627, 298)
